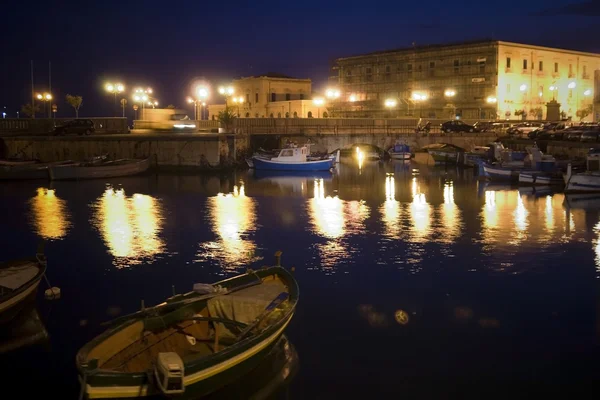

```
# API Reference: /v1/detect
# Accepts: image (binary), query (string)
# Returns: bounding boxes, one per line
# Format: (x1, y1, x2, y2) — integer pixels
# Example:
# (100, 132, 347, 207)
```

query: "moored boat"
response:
(76, 265, 298, 399)
(49, 158, 151, 180)
(0, 303, 49, 354)
(0, 159, 39, 166)
(424, 143, 465, 164)
(252, 146, 333, 171)
(388, 142, 411, 160)
(519, 171, 564, 186)
(0, 160, 75, 180)
(0, 251, 47, 322)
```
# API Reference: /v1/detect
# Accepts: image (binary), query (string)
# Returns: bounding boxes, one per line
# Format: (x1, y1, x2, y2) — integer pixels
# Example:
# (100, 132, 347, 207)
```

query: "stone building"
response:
(208, 74, 327, 119)
(331, 40, 600, 121)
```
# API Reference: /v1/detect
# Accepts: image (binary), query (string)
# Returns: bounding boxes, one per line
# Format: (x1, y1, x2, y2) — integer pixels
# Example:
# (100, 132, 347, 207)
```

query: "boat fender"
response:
(44, 287, 61, 300)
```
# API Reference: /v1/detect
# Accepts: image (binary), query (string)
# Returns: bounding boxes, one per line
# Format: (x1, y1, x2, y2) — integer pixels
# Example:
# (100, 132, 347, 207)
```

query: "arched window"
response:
(269, 113, 274, 118)
(323, 111, 328, 118)
(293, 111, 298, 118)
(285, 112, 290, 118)
(307, 111, 313, 118)
(255, 113, 259, 118)
(211, 115, 215, 120)
(245, 112, 250, 118)
(277, 112, 282, 118)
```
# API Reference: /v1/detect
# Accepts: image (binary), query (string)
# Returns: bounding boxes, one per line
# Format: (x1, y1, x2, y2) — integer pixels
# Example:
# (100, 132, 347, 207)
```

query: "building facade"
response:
(208, 74, 318, 119)
(332, 40, 600, 121)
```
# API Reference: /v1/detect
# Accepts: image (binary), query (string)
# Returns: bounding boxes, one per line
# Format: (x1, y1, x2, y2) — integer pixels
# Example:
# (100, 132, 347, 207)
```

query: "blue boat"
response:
(252, 146, 334, 172)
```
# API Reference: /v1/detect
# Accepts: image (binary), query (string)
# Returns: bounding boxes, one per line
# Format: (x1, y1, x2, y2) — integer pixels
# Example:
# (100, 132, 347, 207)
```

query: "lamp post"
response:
(187, 86, 210, 120)
(105, 83, 125, 117)
(325, 88, 340, 117)
(232, 96, 245, 117)
(384, 98, 398, 118)
(312, 97, 325, 118)
(218, 86, 235, 112)
(36, 93, 52, 118)
(444, 89, 456, 118)
(411, 92, 428, 118)
(584, 89, 594, 121)
(120, 98, 127, 117)
(133, 87, 153, 120)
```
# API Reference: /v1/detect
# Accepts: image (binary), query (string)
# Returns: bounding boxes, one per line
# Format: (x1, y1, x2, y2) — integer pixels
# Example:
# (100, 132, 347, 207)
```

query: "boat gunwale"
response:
(0, 257, 46, 305)
(76, 266, 299, 383)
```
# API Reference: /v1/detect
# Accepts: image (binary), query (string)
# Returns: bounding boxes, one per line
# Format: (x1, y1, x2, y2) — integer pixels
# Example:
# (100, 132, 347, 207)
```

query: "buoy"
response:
(44, 287, 61, 300)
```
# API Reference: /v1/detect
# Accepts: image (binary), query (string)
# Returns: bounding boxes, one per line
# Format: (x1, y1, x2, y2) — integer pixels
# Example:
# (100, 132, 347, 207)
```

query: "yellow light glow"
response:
(384, 98, 397, 108)
(444, 89, 456, 97)
(440, 182, 460, 243)
(203, 184, 257, 268)
(36, 94, 42, 100)
(519, 84, 527, 92)
(381, 175, 401, 239)
(91, 188, 165, 268)
(409, 177, 431, 243)
(584, 89, 592, 96)
(514, 193, 528, 234)
(309, 179, 344, 239)
(44, 93, 52, 100)
(349, 94, 357, 102)
(568, 82, 576, 89)
(187, 97, 194, 104)
(116, 83, 124, 92)
(486, 96, 497, 104)
(29, 187, 70, 240)
(411, 92, 428, 101)
(197, 87, 209, 99)
(325, 88, 340, 99)
(105, 84, 114, 92)
(549, 85, 557, 91)
(483, 190, 498, 228)
(313, 97, 325, 106)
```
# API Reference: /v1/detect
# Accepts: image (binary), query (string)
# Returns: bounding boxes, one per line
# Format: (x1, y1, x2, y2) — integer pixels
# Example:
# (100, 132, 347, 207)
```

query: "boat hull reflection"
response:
(0, 302, 49, 354)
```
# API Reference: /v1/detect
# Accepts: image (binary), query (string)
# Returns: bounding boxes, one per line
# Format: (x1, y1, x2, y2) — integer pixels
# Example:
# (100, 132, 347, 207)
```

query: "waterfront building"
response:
(208, 74, 326, 119)
(330, 40, 600, 121)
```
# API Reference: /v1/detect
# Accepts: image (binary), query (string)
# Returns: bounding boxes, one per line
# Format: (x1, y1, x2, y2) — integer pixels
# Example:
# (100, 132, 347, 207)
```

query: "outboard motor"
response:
(154, 352, 185, 395)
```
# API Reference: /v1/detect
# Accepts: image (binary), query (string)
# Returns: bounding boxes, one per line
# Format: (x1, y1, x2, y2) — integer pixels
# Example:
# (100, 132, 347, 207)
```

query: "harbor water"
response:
(0, 159, 599, 398)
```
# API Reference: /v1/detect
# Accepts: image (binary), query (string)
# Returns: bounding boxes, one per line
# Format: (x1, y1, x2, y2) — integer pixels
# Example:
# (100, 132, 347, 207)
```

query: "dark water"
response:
(1, 160, 599, 398)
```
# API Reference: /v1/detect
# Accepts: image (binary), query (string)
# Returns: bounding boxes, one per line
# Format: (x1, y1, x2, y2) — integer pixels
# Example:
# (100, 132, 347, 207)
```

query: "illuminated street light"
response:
(444, 89, 456, 97)
(486, 96, 497, 104)
(384, 98, 398, 108)
(105, 82, 125, 117)
(325, 88, 341, 99)
(349, 94, 357, 102)
(519, 84, 527, 92)
(197, 86, 209, 99)
(132, 87, 155, 120)
(584, 89, 593, 96)
(35, 92, 53, 118)
(312, 97, 325, 118)
(568, 82, 576, 89)
(411, 92, 428, 117)
(218, 86, 234, 96)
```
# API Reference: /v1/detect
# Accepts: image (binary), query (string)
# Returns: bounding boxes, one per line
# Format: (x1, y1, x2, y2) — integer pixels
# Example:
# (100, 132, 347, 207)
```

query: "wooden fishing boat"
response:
(0, 159, 39, 166)
(0, 160, 75, 180)
(76, 265, 299, 399)
(49, 158, 151, 180)
(0, 252, 47, 322)
(0, 303, 49, 354)
(423, 143, 465, 164)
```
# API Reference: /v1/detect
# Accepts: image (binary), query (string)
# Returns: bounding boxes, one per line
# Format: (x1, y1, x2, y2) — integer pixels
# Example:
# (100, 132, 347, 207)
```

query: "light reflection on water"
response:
(29, 188, 70, 240)
(308, 178, 369, 270)
(197, 183, 259, 269)
(90, 187, 165, 268)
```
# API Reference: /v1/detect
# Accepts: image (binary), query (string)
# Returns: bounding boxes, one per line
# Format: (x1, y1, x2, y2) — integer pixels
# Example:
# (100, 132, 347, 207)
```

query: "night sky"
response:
(1, 0, 598, 118)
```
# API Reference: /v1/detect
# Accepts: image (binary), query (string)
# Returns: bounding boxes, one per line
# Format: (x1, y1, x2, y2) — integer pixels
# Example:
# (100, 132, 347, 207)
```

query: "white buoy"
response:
(44, 287, 61, 300)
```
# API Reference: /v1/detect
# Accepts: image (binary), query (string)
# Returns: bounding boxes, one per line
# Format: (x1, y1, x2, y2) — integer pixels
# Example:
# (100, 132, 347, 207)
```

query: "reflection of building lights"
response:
(381, 175, 401, 239)
(310, 179, 344, 239)
(91, 188, 164, 268)
(594, 222, 600, 275)
(409, 177, 430, 242)
(441, 183, 459, 242)
(545, 195, 554, 232)
(30, 187, 70, 239)
(514, 194, 528, 233)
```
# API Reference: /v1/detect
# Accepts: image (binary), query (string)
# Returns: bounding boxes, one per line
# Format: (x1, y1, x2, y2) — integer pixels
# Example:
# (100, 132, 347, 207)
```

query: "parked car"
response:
(537, 130, 565, 140)
(440, 120, 476, 133)
(580, 126, 600, 142)
(490, 122, 512, 134)
(54, 119, 95, 136)
(563, 126, 585, 141)
(506, 122, 544, 138)
(473, 121, 494, 132)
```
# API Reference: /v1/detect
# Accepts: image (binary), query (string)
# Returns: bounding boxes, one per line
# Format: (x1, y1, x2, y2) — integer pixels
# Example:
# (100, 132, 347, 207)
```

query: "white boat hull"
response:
(389, 152, 411, 160)
(519, 172, 564, 186)
(565, 172, 600, 192)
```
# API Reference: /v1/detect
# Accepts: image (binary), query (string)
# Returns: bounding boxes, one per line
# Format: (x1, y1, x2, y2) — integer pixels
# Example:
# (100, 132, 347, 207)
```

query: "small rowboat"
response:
(0, 252, 47, 322)
(0, 160, 75, 180)
(49, 158, 151, 180)
(77, 265, 299, 399)
(0, 159, 39, 167)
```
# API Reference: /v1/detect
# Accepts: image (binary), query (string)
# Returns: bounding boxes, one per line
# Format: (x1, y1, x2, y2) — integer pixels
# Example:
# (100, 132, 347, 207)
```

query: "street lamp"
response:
(444, 89, 456, 97)
(36, 92, 53, 118)
(312, 97, 325, 118)
(411, 92, 428, 118)
(349, 94, 357, 102)
(232, 96, 245, 116)
(486, 96, 497, 104)
(133, 88, 151, 120)
(384, 98, 397, 118)
(325, 88, 340, 117)
(568, 82, 577, 89)
(105, 82, 125, 117)
(187, 86, 210, 120)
